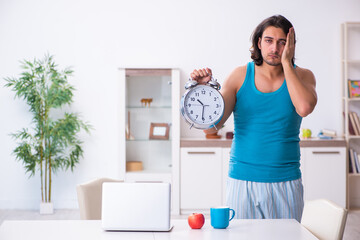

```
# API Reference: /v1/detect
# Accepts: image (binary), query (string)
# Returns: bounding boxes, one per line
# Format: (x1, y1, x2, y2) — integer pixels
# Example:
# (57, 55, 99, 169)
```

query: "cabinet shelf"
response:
(342, 60, 360, 64)
(348, 207, 360, 211)
(348, 136, 360, 140)
(349, 173, 360, 177)
(343, 97, 360, 102)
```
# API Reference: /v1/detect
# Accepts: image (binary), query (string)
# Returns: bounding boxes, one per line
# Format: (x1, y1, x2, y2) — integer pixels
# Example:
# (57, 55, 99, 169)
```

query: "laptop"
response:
(101, 182, 172, 231)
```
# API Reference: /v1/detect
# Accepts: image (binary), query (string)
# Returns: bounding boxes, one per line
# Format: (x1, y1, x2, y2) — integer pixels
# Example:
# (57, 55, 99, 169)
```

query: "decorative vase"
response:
(205, 132, 222, 139)
(40, 202, 54, 214)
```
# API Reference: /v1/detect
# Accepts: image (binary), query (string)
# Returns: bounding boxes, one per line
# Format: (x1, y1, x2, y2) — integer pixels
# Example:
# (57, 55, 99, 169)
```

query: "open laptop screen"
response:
(101, 182, 171, 231)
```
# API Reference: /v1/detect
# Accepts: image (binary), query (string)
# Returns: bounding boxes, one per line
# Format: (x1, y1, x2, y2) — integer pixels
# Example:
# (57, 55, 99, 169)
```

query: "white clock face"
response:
(183, 85, 224, 127)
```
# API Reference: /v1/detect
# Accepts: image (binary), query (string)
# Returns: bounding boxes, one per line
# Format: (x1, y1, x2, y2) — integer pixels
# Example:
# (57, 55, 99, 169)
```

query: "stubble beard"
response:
(263, 56, 282, 67)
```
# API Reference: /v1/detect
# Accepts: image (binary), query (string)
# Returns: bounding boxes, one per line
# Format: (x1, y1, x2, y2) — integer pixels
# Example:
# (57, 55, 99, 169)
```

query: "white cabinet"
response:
(180, 147, 231, 213)
(222, 148, 231, 205)
(180, 142, 347, 212)
(119, 68, 180, 214)
(300, 147, 346, 208)
(180, 148, 223, 212)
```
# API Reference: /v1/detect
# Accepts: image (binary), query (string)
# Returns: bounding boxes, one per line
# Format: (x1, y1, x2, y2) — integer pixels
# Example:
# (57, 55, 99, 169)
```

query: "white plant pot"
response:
(40, 202, 54, 214)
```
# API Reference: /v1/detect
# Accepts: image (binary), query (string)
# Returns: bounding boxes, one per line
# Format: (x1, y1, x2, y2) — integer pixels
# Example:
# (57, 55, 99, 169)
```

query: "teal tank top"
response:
(229, 62, 302, 182)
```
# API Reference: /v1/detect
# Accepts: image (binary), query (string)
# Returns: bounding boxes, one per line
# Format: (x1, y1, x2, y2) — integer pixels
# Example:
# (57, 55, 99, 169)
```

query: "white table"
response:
(0, 219, 318, 240)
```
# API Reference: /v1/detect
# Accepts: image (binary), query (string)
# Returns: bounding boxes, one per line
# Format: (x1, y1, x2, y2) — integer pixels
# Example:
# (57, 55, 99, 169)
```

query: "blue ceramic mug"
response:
(210, 206, 235, 229)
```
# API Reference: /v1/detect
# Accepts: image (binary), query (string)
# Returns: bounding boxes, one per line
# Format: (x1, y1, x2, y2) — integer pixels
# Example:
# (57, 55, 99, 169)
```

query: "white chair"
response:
(301, 199, 348, 240)
(76, 178, 122, 220)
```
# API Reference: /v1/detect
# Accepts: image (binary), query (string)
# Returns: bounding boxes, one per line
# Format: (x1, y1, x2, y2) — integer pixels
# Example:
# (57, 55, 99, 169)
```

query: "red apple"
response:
(188, 213, 205, 229)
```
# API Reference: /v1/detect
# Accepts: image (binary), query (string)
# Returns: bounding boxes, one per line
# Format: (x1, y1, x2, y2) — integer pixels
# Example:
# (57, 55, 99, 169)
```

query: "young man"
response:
(190, 15, 317, 222)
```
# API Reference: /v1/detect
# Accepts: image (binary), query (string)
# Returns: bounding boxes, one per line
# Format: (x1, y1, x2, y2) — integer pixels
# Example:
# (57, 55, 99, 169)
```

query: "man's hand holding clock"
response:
(192, 68, 212, 122)
(180, 68, 225, 130)
(190, 68, 213, 84)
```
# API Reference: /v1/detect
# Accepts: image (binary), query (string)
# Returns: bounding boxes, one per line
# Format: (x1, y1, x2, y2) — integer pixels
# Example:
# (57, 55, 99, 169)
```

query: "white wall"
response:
(0, 0, 359, 209)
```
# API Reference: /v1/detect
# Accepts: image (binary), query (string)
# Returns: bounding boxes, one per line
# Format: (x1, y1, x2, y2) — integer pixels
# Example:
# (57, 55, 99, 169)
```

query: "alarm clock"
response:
(180, 77, 225, 130)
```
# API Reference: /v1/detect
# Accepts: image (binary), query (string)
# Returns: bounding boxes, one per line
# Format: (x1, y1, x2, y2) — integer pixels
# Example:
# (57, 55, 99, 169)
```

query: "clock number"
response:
(195, 93, 199, 97)
(214, 111, 217, 115)
(214, 97, 217, 101)
(209, 115, 212, 120)
(201, 90, 206, 95)
(190, 110, 193, 114)
(216, 104, 220, 108)
(188, 103, 191, 107)
(195, 115, 199, 119)
(191, 97, 195, 101)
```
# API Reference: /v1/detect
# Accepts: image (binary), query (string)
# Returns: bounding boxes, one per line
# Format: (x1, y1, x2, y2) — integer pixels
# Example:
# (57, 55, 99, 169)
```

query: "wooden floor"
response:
(0, 209, 359, 239)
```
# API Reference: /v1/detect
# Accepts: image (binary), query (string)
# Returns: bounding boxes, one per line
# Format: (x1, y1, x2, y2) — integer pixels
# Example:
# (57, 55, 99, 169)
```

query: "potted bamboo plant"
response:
(4, 54, 91, 214)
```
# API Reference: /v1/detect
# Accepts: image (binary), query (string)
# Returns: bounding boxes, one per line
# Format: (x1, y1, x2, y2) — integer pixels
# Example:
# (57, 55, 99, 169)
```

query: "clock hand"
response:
(197, 99, 204, 106)
(202, 105, 205, 121)
(191, 102, 209, 107)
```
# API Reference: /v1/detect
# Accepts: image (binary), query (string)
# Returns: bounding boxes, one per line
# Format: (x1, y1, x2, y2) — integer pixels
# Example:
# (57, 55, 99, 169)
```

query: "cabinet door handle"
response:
(312, 151, 340, 154)
(187, 151, 216, 155)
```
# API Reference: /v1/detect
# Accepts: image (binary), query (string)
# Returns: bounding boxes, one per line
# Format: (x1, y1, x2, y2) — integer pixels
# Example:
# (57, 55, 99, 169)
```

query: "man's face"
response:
(258, 26, 287, 66)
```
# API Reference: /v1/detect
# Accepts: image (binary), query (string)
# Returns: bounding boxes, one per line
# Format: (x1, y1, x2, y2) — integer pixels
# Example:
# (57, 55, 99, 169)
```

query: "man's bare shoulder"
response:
(222, 65, 247, 94)
(226, 65, 247, 84)
(295, 66, 316, 84)
(231, 65, 247, 76)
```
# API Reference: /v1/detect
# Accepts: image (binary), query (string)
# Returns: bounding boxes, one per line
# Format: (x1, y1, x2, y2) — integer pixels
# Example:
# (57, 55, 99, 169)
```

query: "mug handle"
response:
(229, 208, 235, 221)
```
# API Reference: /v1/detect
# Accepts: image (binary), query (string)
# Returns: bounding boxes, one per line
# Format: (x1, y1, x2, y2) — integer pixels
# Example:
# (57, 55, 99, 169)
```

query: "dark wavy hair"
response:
(250, 15, 295, 66)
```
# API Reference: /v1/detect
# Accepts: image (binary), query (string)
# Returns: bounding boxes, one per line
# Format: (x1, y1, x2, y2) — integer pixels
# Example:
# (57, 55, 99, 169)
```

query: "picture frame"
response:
(149, 123, 170, 140)
(348, 80, 360, 98)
